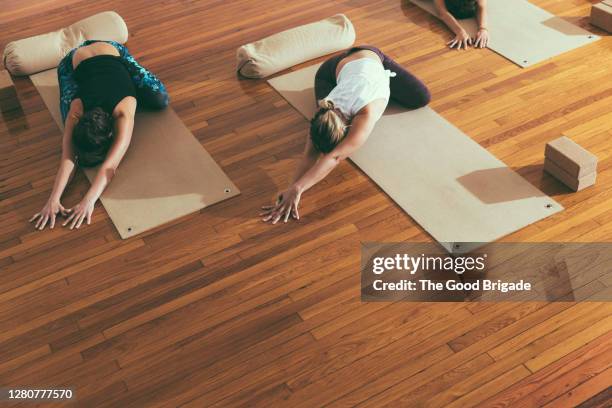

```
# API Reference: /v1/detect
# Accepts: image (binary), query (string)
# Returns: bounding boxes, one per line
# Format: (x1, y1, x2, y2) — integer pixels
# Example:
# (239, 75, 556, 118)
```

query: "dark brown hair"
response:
(72, 107, 114, 167)
(310, 100, 348, 154)
(445, 0, 477, 19)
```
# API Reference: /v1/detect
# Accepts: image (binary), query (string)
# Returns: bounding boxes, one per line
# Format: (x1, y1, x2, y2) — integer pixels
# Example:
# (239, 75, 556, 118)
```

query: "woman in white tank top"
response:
(262, 45, 430, 224)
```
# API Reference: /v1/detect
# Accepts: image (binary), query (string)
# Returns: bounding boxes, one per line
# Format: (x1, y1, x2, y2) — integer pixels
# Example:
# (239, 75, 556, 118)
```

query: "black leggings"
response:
(314, 45, 431, 110)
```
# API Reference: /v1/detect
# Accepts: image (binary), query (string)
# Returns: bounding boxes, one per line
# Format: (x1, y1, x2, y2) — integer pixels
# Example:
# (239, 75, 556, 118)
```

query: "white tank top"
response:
(325, 58, 396, 117)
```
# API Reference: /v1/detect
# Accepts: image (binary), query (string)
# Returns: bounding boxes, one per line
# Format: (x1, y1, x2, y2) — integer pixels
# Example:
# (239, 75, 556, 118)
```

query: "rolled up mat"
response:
(31, 69, 240, 239)
(236, 14, 355, 78)
(3, 11, 128, 76)
(409, 0, 599, 68)
(268, 64, 563, 253)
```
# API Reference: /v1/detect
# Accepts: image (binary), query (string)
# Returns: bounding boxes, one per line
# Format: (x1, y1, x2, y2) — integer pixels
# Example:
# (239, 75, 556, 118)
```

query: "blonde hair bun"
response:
(310, 99, 348, 153)
(318, 99, 335, 110)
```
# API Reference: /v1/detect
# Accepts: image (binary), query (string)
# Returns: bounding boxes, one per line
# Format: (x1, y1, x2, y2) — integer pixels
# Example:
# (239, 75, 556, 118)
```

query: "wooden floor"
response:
(1, 0, 612, 406)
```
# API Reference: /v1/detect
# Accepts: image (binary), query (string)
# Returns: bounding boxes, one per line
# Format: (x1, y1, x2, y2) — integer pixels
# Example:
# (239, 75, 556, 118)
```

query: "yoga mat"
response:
(409, 0, 600, 68)
(268, 64, 563, 253)
(31, 69, 239, 239)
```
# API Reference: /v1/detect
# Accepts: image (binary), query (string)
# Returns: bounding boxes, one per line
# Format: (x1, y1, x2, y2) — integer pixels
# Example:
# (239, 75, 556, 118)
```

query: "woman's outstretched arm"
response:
(30, 99, 81, 230)
(296, 112, 375, 191)
(63, 97, 137, 230)
(433, 0, 472, 50)
(261, 112, 377, 224)
(474, 0, 490, 48)
(476, 0, 488, 28)
(291, 138, 320, 184)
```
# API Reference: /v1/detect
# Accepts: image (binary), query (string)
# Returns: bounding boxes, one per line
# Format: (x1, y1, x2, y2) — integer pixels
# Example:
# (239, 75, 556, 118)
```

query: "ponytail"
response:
(310, 99, 348, 153)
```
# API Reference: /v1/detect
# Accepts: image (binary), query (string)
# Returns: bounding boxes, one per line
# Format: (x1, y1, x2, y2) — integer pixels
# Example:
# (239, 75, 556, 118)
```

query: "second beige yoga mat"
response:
(269, 64, 563, 253)
(31, 69, 239, 239)
(409, 0, 599, 68)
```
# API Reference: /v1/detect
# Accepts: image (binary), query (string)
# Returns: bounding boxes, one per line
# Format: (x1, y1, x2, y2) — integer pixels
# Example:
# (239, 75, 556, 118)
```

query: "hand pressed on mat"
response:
(474, 28, 490, 48)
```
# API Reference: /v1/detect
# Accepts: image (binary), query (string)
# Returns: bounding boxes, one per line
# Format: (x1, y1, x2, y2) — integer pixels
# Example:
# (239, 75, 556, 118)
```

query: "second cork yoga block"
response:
(0, 70, 19, 112)
(545, 136, 598, 178)
(544, 159, 596, 192)
(591, 0, 612, 33)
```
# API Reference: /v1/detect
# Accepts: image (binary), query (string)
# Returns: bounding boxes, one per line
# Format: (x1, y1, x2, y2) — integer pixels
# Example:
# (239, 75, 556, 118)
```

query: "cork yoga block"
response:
(544, 159, 596, 192)
(544, 136, 598, 178)
(591, 1, 612, 33)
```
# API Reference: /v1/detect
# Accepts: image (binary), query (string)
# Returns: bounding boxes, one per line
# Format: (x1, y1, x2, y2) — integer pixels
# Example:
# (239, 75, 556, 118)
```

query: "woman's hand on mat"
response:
(30, 199, 69, 230)
(448, 30, 472, 50)
(63, 197, 95, 230)
(260, 186, 302, 224)
(474, 28, 490, 48)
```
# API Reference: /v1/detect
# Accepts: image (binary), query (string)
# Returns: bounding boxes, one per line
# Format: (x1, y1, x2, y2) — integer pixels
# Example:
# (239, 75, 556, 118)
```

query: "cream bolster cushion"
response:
(3, 11, 128, 76)
(236, 14, 356, 79)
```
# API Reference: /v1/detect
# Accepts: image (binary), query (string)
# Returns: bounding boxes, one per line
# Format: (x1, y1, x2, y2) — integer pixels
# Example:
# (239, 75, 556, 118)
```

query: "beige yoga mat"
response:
(268, 64, 563, 253)
(31, 69, 239, 239)
(409, 0, 600, 68)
